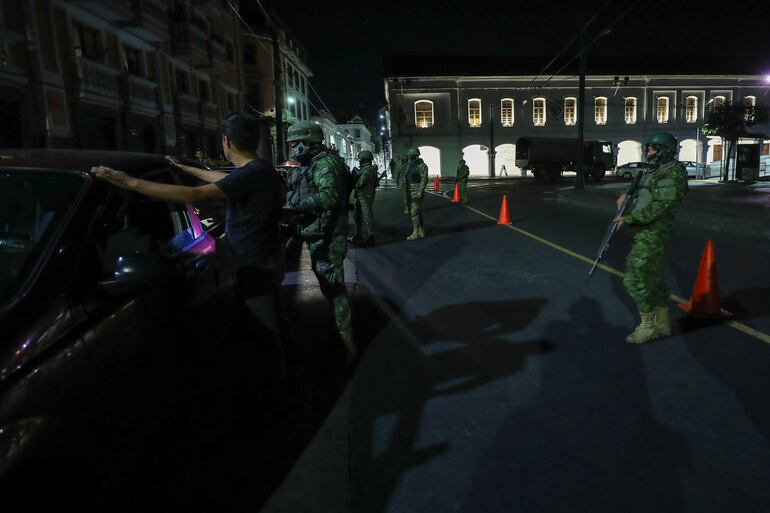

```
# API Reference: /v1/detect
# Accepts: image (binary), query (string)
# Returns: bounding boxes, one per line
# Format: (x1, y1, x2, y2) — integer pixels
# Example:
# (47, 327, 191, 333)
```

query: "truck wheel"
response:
(591, 163, 606, 181)
(533, 169, 546, 182)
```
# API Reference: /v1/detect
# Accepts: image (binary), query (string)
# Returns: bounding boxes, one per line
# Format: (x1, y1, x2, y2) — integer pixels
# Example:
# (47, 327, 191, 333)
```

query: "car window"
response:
(0, 169, 85, 305)
(98, 170, 196, 275)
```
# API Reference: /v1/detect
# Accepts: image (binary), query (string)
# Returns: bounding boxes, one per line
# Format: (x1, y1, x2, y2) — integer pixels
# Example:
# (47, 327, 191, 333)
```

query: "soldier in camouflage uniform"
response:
(349, 150, 378, 245)
(286, 121, 357, 363)
(456, 158, 470, 203)
(394, 153, 410, 214)
(404, 146, 429, 240)
(616, 132, 688, 344)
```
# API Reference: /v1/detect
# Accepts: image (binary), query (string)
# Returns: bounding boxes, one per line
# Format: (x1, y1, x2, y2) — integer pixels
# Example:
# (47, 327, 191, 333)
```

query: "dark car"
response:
(615, 161, 649, 179)
(0, 150, 238, 494)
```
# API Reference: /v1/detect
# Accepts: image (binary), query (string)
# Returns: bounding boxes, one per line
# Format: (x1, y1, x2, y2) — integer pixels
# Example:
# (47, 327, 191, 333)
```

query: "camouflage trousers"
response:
(352, 195, 375, 239)
(406, 188, 424, 229)
(623, 229, 671, 313)
(458, 178, 468, 202)
(308, 235, 352, 334)
(399, 182, 409, 210)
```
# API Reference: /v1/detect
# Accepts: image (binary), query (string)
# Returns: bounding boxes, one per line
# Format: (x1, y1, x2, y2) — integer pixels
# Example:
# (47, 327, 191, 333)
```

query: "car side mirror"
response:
(99, 253, 167, 295)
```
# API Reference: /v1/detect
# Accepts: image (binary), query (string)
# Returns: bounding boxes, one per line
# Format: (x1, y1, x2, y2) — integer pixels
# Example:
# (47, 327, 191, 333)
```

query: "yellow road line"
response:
(429, 191, 770, 345)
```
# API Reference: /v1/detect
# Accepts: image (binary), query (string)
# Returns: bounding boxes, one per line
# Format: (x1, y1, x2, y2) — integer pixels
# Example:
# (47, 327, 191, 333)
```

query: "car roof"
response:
(0, 149, 197, 177)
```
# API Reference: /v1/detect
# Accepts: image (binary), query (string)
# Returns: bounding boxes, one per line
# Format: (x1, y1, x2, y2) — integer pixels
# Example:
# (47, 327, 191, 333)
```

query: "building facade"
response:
(339, 115, 375, 159)
(383, 56, 770, 177)
(310, 115, 356, 168)
(0, 0, 246, 158)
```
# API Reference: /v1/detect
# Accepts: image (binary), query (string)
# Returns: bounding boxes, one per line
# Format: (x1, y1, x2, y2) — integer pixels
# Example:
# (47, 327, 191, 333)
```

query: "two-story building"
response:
(339, 115, 376, 160)
(383, 55, 770, 177)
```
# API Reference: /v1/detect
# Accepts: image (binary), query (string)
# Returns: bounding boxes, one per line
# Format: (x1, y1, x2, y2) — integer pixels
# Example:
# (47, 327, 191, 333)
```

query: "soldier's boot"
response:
(417, 225, 426, 238)
(654, 305, 672, 337)
(406, 227, 420, 240)
(339, 330, 358, 366)
(626, 312, 662, 344)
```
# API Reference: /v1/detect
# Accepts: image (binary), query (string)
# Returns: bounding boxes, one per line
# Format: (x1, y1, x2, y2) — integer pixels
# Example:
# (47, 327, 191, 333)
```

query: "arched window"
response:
(745, 96, 757, 122)
(500, 98, 514, 127)
(533, 97, 546, 126)
(713, 95, 726, 109)
(564, 97, 576, 126)
(468, 98, 482, 127)
(624, 97, 637, 124)
(595, 97, 607, 125)
(657, 97, 669, 123)
(414, 100, 434, 128)
(686, 96, 698, 123)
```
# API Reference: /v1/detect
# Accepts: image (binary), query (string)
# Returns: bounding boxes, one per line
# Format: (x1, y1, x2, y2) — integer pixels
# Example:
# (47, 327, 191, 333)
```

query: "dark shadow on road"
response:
(349, 297, 552, 513)
(460, 297, 692, 513)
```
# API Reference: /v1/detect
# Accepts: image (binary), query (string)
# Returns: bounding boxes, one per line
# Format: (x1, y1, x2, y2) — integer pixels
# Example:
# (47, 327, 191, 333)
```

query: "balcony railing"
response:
(117, 0, 169, 43)
(121, 73, 159, 112)
(73, 58, 121, 104)
(171, 22, 209, 65)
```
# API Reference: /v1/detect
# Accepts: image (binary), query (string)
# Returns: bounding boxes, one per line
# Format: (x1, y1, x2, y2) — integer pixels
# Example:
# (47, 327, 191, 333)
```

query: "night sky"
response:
(268, 0, 769, 125)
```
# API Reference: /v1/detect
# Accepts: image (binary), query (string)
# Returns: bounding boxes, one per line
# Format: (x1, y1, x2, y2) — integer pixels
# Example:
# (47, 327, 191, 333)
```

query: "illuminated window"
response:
(686, 96, 698, 123)
(625, 97, 637, 124)
(595, 97, 607, 125)
(564, 97, 576, 125)
(468, 98, 482, 127)
(713, 95, 726, 109)
(414, 100, 434, 128)
(501, 98, 514, 127)
(745, 95, 757, 122)
(533, 98, 546, 126)
(657, 97, 669, 123)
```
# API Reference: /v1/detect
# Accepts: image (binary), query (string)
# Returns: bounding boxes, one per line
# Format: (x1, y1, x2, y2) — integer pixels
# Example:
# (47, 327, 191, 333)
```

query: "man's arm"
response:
(622, 170, 686, 226)
(92, 166, 226, 203)
(166, 156, 229, 183)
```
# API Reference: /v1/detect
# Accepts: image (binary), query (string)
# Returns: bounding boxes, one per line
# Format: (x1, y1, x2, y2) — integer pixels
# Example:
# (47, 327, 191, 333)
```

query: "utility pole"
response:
(489, 102, 496, 177)
(575, 15, 586, 190)
(271, 25, 285, 162)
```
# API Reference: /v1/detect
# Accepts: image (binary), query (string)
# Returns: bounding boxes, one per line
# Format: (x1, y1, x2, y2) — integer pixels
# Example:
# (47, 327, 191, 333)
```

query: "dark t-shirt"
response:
(215, 159, 282, 272)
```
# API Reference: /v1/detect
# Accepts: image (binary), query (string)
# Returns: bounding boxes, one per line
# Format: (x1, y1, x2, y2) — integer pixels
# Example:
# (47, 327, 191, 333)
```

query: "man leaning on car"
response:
(92, 112, 288, 409)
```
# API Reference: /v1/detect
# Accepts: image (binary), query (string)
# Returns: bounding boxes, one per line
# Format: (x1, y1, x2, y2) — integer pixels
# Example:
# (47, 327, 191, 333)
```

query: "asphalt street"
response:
(263, 177, 770, 513)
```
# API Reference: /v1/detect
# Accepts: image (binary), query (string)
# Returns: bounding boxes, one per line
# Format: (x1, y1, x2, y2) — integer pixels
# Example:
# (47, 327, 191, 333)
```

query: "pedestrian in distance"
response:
(92, 112, 289, 409)
(456, 158, 470, 204)
(500, 164, 508, 177)
(284, 121, 358, 365)
(404, 146, 429, 240)
(349, 150, 378, 245)
(614, 132, 688, 344)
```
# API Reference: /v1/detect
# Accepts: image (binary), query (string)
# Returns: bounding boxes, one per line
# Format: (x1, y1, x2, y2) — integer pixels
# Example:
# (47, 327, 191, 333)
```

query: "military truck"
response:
(515, 137, 614, 183)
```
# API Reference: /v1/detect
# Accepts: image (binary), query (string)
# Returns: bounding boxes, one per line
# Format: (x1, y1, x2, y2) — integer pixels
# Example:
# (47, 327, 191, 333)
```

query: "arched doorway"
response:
(462, 144, 489, 176)
(417, 145, 441, 177)
(617, 140, 642, 166)
(494, 144, 523, 176)
(679, 139, 697, 162)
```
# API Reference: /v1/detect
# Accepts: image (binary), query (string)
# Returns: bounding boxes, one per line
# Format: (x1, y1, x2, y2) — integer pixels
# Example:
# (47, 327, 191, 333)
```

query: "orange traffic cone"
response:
(433, 176, 440, 191)
(452, 182, 461, 203)
(677, 240, 731, 318)
(497, 194, 511, 225)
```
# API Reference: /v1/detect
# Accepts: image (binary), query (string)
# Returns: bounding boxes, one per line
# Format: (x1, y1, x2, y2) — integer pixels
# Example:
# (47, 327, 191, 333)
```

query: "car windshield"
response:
(0, 169, 85, 305)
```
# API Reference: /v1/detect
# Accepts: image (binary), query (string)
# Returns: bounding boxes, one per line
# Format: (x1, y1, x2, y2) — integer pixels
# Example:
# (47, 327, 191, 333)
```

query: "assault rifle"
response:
(587, 170, 644, 281)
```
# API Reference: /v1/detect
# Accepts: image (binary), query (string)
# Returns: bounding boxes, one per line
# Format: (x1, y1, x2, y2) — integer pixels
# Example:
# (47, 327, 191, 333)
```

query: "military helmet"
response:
(645, 132, 677, 152)
(358, 150, 373, 160)
(406, 146, 420, 157)
(287, 121, 324, 144)
(459, 159, 466, 165)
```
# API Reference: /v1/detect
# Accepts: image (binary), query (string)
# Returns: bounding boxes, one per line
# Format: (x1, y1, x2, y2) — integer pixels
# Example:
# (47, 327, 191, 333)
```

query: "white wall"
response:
(462, 145, 489, 176)
(418, 146, 441, 177)
(494, 144, 522, 176)
(617, 140, 642, 165)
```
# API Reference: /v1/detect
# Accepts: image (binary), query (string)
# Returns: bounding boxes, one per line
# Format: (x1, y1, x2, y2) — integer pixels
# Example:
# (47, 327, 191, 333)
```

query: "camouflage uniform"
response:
(621, 159, 688, 310)
(405, 155, 429, 239)
(456, 160, 470, 203)
(620, 132, 688, 343)
(351, 161, 378, 241)
(295, 151, 352, 336)
(395, 155, 409, 213)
